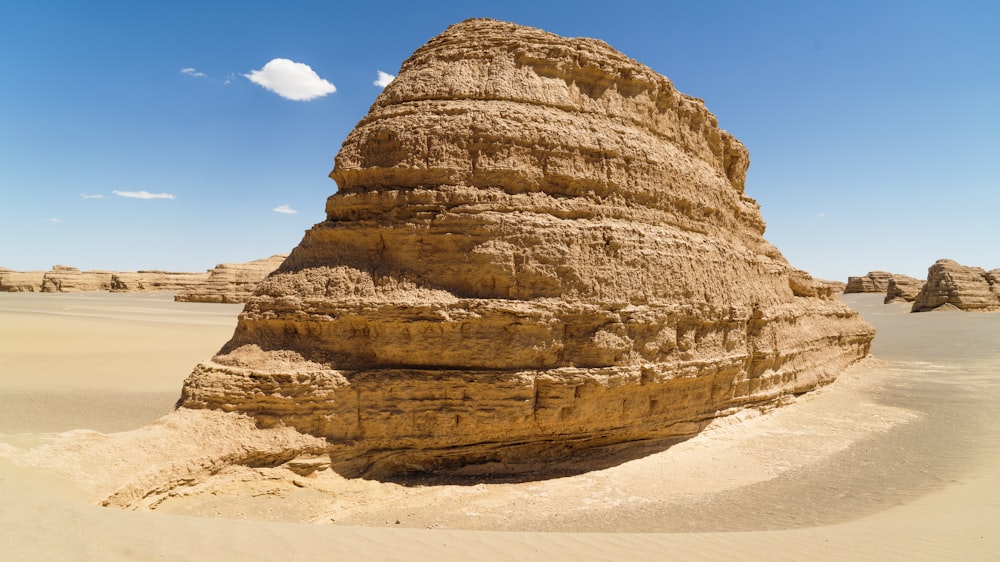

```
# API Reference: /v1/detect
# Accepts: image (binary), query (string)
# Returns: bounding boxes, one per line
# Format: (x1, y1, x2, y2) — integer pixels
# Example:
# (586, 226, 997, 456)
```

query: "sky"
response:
(1, 0, 997, 281)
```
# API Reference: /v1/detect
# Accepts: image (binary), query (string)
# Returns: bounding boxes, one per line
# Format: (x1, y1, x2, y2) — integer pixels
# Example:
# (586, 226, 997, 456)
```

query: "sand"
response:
(1, 292, 999, 560)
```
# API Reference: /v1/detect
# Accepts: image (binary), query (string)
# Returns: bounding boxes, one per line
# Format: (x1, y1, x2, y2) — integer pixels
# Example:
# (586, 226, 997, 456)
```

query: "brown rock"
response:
(41, 265, 114, 292)
(179, 19, 874, 477)
(175, 255, 287, 304)
(884, 275, 925, 304)
(911, 259, 1000, 312)
(110, 271, 211, 293)
(844, 271, 894, 294)
(0, 268, 45, 292)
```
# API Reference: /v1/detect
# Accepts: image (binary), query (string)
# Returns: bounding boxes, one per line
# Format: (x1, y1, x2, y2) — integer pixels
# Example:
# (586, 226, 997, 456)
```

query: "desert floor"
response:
(1, 292, 998, 560)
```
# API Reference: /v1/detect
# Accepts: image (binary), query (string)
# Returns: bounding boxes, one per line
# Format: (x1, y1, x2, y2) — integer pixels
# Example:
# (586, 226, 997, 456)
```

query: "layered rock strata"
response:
(844, 271, 894, 294)
(0, 269, 46, 292)
(884, 275, 925, 304)
(175, 255, 287, 303)
(912, 259, 1000, 312)
(179, 19, 875, 477)
(110, 271, 211, 293)
(41, 265, 114, 292)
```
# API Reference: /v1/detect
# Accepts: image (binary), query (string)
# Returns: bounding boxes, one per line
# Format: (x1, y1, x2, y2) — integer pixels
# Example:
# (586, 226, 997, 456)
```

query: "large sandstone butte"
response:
(179, 19, 874, 477)
(912, 259, 1000, 312)
(844, 271, 894, 294)
(175, 254, 287, 303)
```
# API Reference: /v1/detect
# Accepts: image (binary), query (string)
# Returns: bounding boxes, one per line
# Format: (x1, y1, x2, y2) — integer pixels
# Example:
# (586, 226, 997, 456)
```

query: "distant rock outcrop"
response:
(41, 266, 114, 292)
(0, 268, 46, 292)
(911, 259, 1000, 312)
(110, 271, 211, 293)
(179, 19, 875, 478)
(884, 275, 925, 304)
(175, 255, 287, 304)
(844, 271, 894, 294)
(0, 259, 280, 303)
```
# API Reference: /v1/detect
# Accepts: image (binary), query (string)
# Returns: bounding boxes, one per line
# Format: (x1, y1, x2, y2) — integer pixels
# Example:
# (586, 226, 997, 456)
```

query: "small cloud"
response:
(80, 193, 105, 199)
(815, 212, 826, 218)
(181, 67, 207, 78)
(244, 58, 336, 101)
(113, 190, 175, 200)
(273, 204, 297, 215)
(50, 218, 64, 223)
(374, 70, 395, 88)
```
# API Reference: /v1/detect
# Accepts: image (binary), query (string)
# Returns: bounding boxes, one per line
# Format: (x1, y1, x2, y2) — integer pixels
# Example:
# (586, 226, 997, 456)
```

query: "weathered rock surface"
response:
(0, 259, 281, 302)
(0, 268, 46, 292)
(41, 265, 115, 292)
(179, 19, 874, 477)
(110, 271, 211, 293)
(884, 275, 925, 304)
(175, 255, 287, 303)
(911, 259, 1000, 312)
(844, 271, 894, 294)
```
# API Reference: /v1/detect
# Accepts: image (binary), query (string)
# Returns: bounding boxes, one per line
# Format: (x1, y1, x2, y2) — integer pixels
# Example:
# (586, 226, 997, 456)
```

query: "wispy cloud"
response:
(113, 190, 175, 200)
(244, 58, 336, 101)
(374, 70, 395, 88)
(815, 212, 826, 218)
(50, 218, 64, 223)
(181, 67, 207, 78)
(80, 193, 105, 199)
(273, 204, 297, 215)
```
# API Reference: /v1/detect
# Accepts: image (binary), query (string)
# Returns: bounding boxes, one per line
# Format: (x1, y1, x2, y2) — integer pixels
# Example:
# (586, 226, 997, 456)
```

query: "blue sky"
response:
(1, 1, 996, 281)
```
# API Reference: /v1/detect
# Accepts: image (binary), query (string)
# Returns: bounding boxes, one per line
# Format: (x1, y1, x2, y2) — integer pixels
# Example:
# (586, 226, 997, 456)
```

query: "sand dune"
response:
(1, 292, 998, 560)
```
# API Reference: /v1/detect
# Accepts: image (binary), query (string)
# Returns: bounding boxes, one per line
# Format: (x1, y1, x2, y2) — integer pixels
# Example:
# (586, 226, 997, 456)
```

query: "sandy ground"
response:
(1, 292, 999, 560)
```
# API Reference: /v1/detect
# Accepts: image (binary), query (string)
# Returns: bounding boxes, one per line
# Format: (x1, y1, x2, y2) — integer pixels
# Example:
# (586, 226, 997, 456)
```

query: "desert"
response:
(2, 292, 999, 560)
(2, 7, 998, 562)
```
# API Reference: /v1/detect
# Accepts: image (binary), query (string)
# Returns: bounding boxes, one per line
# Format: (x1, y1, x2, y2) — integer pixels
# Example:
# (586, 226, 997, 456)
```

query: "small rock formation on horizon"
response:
(884, 275, 925, 304)
(0, 268, 46, 292)
(175, 255, 287, 303)
(178, 19, 874, 478)
(844, 271, 894, 294)
(0, 259, 282, 303)
(41, 265, 115, 292)
(911, 259, 1000, 312)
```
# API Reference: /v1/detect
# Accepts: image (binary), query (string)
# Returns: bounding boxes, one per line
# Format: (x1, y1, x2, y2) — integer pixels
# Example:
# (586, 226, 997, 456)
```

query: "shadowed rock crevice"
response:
(179, 18, 874, 478)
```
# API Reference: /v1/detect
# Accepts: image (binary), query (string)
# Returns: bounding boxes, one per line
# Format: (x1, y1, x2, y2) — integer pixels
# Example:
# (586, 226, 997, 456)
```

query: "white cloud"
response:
(273, 204, 297, 215)
(181, 67, 207, 78)
(374, 70, 395, 88)
(80, 193, 105, 199)
(244, 59, 336, 101)
(113, 190, 175, 200)
(50, 218, 63, 223)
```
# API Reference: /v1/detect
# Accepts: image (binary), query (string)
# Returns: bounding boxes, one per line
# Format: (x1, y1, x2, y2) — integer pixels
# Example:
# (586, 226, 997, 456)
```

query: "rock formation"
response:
(884, 275, 925, 304)
(844, 271, 894, 294)
(0, 259, 281, 302)
(178, 19, 875, 477)
(911, 259, 1000, 312)
(40, 265, 115, 292)
(110, 271, 211, 293)
(175, 255, 287, 303)
(0, 268, 46, 292)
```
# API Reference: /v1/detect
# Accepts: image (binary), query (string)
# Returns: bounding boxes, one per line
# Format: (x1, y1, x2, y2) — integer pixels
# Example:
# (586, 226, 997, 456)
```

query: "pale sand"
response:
(1, 292, 999, 560)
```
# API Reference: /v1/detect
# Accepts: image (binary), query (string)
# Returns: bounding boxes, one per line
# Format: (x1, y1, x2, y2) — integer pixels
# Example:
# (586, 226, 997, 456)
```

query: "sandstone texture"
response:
(884, 275, 925, 304)
(41, 265, 114, 292)
(844, 271, 894, 294)
(0, 269, 46, 292)
(179, 19, 874, 477)
(110, 271, 211, 293)
(175, 255, 287, 303)
(911, 259, 1000, 312)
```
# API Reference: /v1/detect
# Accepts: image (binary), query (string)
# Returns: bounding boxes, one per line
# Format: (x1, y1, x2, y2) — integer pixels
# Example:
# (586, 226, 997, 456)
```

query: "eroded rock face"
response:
(844, 271, 894, 294)
(41, 266, 114, 292)
(175, 255, 287, 303)
(884, 275, 925, 304)
(179, 19, 874, 477)
(110, 271, 211, 293)
(912, 259, 1000, 312)
(0, 269, 45, 292)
